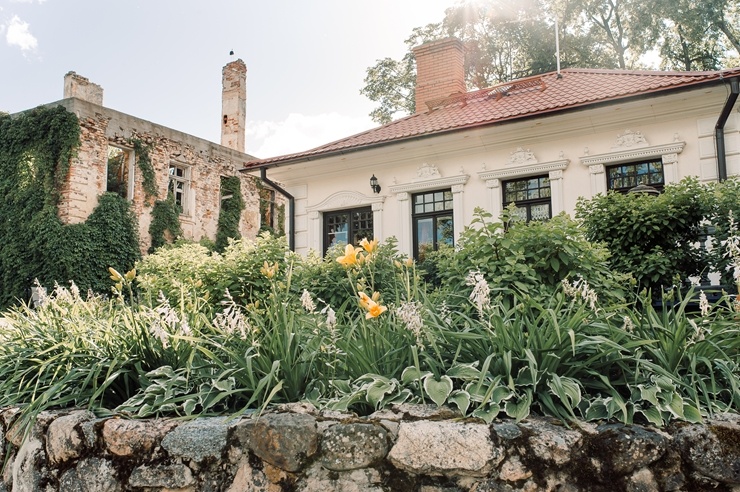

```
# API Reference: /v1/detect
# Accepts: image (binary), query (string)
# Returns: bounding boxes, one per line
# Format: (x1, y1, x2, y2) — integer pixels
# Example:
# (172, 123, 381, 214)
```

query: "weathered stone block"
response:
(674, 416, 740, 485)
(46, 410, 96, 465)
(161, 417, 230, 462)
(388, 421, 502, 477)
(59, 457, 121, 492)
(128, 464, 195, 489)
(320, 423, 389, 471)
(102, 418, 176, 458)
(521, 417, 582, 466)
(236, 413, 318, 473)
(590, 424, 668, 475)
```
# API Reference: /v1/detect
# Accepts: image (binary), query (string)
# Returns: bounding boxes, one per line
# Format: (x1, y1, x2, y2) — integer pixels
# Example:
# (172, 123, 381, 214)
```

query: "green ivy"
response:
(0, 106, 141, 309)
(149, 195, 182, 253)
(129, 137, 157, 200)
(215, 176, 245, 251)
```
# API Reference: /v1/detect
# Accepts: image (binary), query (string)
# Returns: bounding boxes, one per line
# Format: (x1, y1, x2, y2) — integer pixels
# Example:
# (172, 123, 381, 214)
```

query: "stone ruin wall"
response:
(1, 404, 738, 492)
(55, 98, 262, 254)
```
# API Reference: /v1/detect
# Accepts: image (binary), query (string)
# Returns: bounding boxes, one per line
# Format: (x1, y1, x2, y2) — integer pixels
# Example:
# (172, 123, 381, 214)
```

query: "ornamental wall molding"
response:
(412, 163, 442, 182)
(389, 174, 470, 194)
(507, 147, 538, 166)
(306, 190, 385, 213)
(478, 159, 569, 181)
(612, 129, 649, 150)
(579, 141, 686, 167)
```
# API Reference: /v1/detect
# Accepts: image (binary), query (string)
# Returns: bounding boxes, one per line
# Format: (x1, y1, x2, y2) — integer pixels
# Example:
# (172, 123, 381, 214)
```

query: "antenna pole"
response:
(555, 16, 562, 78)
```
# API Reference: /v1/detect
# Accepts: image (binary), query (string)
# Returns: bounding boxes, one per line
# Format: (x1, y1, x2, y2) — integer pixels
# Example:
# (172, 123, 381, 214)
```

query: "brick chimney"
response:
(221, 59, 247, 152)
(63, 71, 103, 105)
(412, 38, 465, 113)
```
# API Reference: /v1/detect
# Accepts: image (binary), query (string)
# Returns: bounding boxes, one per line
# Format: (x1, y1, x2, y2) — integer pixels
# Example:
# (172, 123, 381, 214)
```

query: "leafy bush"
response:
(576, 177, 710, 292)
(423, 208, 629, 312)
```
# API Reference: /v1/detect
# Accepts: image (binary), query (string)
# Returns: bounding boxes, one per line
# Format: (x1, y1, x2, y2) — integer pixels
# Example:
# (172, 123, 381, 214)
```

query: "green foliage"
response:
(0, 106, 141, 309)
(423, 208, 628, 311)
(129, 138, 157, 199)
(576, 178, 710, 292)
(1, 237, 738, 428)
(148, 195, 182, 253)
(215, 176, 245, 252)
(361, 0, 740, 123)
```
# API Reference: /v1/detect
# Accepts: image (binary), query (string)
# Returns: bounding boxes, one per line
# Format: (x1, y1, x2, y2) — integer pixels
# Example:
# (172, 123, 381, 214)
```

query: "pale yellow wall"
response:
(260, 86, 740, 258)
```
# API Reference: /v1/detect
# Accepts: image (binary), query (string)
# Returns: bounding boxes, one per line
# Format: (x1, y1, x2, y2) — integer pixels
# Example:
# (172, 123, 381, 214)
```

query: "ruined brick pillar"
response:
(221, 59, 247, 152)
(412, 38, 465, 113)
(63, 72, 104, 105)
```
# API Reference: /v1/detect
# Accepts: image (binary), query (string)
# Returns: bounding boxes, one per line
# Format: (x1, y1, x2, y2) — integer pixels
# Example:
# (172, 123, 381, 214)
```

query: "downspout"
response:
(260, 167, 295, 251)
(715, 77, 740, 182)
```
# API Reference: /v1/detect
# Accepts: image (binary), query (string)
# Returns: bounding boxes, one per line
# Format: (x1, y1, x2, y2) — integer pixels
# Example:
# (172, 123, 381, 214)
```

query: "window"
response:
(168, 164, 191, 214)
(107, 146, 132, 199)
(503, 175, 551, 222)
(412, 190, 453, 260)
(323, 207, 373, 255)
(607, 159, 664, 193)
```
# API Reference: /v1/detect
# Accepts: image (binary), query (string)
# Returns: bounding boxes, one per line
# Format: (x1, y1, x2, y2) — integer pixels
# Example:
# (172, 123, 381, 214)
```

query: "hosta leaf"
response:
(366, 379, 396, 408)
(636, 405, 664, 427)
(446, 362, 481, 380)
(182, 398, 197, 416)
(682, 404, 703, 423)
(505, 393, 531, 421)
(423, 375, 453, 407)
(448, 390, 471, 415)
(583, 399, 609, 421)
(548, 375, 581, 409)
(401, 366, 432, 384)
(472, 403, 500, 424)
(490, 385, 514, 405)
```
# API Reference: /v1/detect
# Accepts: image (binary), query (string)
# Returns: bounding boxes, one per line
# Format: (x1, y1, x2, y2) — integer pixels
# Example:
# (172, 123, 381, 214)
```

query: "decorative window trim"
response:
(478, 159, 569, 181)
(306, 190, 385, 213)
(579, 139, 685, 196)
(478, 159, 569, 220)
(306, 190, 385, 253)
(388, 174, 469, 194)
(389, 171, 469, 257)
(579, 141, 685, 167)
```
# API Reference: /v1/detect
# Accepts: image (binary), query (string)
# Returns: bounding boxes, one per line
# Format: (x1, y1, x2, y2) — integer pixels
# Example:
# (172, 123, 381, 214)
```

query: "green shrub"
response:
(423, 208, 629, 311)
(576, 177, 710, 292)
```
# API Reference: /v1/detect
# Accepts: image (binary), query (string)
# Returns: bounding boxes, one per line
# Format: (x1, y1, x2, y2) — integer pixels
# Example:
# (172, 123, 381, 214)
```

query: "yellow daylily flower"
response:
(360, 237, 378, 254)
(337, 244, 361, 267)
(405, 258, 414, 268)
(358, 291, 371, 310)
(124, 268, 137, 281)
(260, 261, 278, 279)
(108, 267, 123, 282)
(365, 303, 388, 319)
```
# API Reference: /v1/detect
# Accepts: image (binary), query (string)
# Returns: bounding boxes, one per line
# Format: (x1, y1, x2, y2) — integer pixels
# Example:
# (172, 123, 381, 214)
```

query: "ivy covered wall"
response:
(0, 106, 141, 309)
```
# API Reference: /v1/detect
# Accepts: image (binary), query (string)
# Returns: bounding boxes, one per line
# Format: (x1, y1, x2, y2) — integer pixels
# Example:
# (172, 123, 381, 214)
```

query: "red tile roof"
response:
(244, 67, 740, 169)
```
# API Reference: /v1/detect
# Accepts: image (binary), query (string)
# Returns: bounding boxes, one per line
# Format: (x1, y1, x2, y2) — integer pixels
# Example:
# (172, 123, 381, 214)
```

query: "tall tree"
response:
(361, 0, 740, 124)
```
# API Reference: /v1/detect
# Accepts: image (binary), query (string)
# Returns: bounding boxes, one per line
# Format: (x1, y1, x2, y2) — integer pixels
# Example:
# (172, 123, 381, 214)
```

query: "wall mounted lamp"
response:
(370, 174, 381, 194)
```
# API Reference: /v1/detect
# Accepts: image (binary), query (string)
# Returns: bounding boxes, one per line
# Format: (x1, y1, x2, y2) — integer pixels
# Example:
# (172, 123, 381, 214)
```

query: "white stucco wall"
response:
(260, 86, 740, 258)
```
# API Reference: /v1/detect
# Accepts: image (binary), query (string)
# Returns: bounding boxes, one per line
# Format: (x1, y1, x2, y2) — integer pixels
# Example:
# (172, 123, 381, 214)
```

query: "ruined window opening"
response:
(168, 163, 191, 215)
(259, 186, 277, 231)
(106, 146, 133, 199)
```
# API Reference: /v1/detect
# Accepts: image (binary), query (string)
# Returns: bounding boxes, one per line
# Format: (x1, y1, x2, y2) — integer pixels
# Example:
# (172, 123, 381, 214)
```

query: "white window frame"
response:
(168, 163, 192, 216)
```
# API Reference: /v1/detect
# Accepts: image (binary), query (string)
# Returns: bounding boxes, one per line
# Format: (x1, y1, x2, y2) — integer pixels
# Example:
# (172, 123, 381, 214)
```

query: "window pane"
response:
(417, 218, 434, 249)
(510, 206, 527, 222)
(437, 216, 454, 246)
(531, 203, 551, 221)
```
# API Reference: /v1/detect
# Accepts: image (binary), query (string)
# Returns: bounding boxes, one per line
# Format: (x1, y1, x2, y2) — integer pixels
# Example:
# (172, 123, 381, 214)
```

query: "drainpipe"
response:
(715, 77, 740, 182)
(260, 167, 295, 251)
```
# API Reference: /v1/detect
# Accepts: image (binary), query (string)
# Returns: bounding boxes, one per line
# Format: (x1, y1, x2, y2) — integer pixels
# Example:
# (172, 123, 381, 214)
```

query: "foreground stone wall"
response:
(1, 404, 738, 492)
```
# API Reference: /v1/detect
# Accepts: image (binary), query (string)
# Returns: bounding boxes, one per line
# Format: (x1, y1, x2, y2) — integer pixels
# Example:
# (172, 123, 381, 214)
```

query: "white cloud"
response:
(246, 112, 375, 159)
(5, 15, 37, 52)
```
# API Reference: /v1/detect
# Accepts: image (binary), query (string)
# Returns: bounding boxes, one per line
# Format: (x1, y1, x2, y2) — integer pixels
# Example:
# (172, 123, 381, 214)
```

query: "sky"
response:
(0, 0, 457, 159)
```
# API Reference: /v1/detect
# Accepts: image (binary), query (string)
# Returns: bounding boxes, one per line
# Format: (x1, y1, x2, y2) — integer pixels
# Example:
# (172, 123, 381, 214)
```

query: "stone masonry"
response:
(1, 404, 739, 492)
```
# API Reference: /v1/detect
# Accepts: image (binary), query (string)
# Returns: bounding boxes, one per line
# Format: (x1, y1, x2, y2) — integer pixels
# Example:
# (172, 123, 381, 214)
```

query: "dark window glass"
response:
(607, 159, 664, 193)
(323, 207, 373, 255)
(503, 175, 551, 222)
(412, 189, 454, 260)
